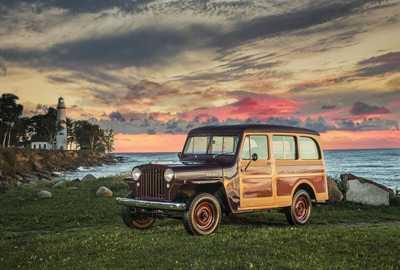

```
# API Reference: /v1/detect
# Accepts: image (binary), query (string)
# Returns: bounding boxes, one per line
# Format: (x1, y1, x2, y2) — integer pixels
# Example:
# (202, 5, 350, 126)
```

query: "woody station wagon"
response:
(116, 124, 329, 235)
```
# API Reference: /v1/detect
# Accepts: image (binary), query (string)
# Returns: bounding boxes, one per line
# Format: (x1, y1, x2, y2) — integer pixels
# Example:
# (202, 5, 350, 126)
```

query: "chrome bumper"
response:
(116, 197, 186, 211)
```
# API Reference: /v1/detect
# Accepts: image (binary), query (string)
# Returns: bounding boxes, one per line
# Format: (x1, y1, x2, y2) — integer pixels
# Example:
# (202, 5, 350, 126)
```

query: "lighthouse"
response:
(56, 97, 68, 150)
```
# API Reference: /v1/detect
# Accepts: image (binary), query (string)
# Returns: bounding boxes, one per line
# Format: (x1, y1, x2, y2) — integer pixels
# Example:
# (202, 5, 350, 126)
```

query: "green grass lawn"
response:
(1, 176, 399, 269)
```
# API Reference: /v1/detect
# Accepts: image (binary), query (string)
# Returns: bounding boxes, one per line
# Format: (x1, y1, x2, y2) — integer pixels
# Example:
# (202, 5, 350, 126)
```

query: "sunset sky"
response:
(1, 0, 399, 152)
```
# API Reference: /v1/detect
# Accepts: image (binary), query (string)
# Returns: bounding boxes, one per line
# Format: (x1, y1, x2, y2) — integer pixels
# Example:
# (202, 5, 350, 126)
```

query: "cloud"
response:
(109, 111, 125, 121)
(0, 61, 6, 77)
(90, 113, 398, 135)
(336, 118, 399, 131)
(350, 102, 390, 115)
(356, 51, 400, 77)
(210, 0, 369, 50)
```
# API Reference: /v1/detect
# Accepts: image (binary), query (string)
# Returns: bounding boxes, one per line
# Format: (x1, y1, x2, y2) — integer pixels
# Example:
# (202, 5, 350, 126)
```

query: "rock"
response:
(341, 174, 391, 206)
(67, 187, 78, 190)
(15, 175, 23, 181)
(96, 186, 113, 197)
(81, 174, 97, 182)
(327, 176, 343, 203)
(38, 179, 53, 185)
(72, 178, 80, 183)
(52, 181, 65, 188)
(38, 190, 52, 199)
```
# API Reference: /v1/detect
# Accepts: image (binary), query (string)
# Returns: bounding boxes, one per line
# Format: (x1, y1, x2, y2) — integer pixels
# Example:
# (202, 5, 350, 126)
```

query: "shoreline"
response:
(0, 148, 117, 189)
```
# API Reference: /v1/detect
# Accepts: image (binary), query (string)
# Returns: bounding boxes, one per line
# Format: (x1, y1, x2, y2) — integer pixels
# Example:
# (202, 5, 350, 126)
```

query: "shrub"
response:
(331, 175, 349, 198)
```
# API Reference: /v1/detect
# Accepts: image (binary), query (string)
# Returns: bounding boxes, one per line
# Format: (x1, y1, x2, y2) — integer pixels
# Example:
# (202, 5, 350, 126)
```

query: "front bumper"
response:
(116, 197, 186, 211)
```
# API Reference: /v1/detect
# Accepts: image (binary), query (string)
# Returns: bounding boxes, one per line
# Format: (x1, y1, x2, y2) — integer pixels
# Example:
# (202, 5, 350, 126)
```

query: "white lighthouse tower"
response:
(56, 97, 68, 150)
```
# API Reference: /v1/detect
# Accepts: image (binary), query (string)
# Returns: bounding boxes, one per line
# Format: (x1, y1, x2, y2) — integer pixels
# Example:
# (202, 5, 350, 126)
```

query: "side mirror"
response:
(177, 152, 182, 159)
(242, 153, 258, 173)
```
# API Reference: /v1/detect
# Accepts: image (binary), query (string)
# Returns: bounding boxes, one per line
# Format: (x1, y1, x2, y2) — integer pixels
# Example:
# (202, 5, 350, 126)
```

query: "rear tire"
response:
(183, 193, 221, 236)
(285, 189, 311, 225)
(121, 192, 156, 229)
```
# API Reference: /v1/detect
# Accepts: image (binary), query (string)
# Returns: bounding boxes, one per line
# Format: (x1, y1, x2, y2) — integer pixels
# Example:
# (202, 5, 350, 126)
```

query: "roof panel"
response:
(188, 124, 320, 136)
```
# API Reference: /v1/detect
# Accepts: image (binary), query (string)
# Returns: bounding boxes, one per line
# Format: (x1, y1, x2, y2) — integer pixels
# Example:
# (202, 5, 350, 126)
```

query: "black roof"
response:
(30, 135, 50, 142)
(188, 124, 320, 136)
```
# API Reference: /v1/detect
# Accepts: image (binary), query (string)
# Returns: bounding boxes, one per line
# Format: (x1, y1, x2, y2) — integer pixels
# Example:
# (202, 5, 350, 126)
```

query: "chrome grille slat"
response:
(140, 168, 165, 199)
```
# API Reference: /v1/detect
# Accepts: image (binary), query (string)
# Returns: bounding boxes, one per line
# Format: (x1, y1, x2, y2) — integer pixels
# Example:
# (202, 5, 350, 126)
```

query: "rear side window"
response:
(299, 137, 320, 160)
(241, 135, 269, 160)
(273, 136, 297, 160)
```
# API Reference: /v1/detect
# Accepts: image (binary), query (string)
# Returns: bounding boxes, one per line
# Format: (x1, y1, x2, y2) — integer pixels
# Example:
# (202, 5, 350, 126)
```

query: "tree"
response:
(0, 94, 23, 147)
(102, 129, 115, 153)
(74, 120, 105, 151)
(66, 118, 76, 150)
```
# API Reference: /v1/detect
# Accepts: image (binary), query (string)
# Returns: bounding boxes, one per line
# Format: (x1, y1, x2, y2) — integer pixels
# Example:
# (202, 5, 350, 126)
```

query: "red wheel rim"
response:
(134, 218, 151, 225)
(195, 201, 215, 230)
(295, 196, 309, 221)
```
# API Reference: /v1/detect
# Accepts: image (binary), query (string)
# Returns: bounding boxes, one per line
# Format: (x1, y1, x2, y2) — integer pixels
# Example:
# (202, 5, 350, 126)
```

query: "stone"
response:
(96, 186, 113, 197)
(327, 177, 343, 203)
(341, 174, 391, 206)
(81, 174, 97, 182)
(38, 190, 52, 199)
(52, 181, 65, 188)
(38, 179, 53, 185)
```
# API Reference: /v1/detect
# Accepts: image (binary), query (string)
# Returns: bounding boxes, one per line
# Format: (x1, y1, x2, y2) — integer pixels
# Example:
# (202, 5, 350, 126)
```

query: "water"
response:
(59, 149, 400, 190)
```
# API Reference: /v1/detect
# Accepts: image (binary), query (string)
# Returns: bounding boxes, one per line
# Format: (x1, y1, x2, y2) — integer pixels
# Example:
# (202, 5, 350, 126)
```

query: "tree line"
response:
(0, 93, 114, 152)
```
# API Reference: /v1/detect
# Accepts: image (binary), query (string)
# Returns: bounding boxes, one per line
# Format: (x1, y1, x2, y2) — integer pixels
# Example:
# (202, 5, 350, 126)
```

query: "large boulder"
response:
(327, 176, 343, 203)
(81, 174, 97, 182)
(96, 186, 113, 197)
(38, 190, 52, 199)
(52, 181, 65, 188)
(341, 174, 392, 206)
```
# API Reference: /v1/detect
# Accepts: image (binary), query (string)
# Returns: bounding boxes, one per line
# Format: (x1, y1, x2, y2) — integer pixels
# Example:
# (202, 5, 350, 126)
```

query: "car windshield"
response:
(183, 135, 239, 155)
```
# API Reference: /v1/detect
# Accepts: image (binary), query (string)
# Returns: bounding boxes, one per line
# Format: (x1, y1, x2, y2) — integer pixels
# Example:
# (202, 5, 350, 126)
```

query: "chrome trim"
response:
(150, 161, 183, 165)
(116, 197, 186, 211)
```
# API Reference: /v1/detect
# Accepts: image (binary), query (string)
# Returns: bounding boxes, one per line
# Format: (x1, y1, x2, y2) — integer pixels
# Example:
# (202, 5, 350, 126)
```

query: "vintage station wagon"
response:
(117, 124, 329, 235)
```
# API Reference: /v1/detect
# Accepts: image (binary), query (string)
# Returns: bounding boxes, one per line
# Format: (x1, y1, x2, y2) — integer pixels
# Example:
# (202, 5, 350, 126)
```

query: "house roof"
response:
(188, 124, 320, 136)
(30, 135, 50, 143)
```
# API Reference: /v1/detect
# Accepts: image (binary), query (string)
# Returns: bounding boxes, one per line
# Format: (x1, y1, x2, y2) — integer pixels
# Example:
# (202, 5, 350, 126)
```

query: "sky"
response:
(0, 0, 399, 152)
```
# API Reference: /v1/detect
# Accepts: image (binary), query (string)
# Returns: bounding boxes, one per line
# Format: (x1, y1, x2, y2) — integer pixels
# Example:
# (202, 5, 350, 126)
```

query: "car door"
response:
(239, 134, 275, 209)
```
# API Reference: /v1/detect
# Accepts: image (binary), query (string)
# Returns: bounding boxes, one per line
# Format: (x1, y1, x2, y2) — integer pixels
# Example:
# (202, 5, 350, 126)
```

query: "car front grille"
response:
(139, 168, 166, 199)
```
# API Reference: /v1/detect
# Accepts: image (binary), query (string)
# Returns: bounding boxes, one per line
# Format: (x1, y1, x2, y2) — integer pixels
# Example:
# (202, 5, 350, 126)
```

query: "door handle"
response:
(266, 161, 273, 165)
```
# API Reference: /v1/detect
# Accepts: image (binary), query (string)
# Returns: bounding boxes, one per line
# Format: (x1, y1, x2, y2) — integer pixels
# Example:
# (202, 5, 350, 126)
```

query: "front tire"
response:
(285, 189, 311, 225)
(121, 192, 156, 229)
(183, 193, 221, 236)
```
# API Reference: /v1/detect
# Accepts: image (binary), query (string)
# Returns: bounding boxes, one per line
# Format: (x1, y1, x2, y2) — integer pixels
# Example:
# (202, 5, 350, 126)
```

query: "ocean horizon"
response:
(60, 148, 400, 190)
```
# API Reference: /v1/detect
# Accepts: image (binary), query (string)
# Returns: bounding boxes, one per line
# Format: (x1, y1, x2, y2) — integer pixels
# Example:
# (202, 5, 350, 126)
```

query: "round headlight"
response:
(164, 168, 174, 182)
(132, 168, 141, 181)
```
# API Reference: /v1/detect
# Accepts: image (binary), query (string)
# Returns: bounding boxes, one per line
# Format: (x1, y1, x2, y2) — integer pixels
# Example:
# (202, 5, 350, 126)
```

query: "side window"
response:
(241, 135, 269, 160)
(210, 136, 239, 155)
(273, 136, 297, 160)
(300, 137, 320, 160)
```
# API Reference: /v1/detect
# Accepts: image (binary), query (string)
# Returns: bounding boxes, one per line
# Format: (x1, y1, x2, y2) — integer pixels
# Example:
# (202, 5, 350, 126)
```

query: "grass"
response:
(1, 176, 400, 269)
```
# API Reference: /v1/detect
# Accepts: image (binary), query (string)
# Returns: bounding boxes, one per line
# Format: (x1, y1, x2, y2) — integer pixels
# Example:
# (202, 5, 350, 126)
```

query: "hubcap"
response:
(195, 201, 215, 230)
(295, 196, 309, 221)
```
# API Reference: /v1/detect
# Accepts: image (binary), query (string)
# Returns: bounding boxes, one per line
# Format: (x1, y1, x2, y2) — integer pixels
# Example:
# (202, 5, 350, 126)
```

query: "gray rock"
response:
(67, 187, 78, 190)
(38, 179, 53, 185)
(52, 181, 65, 188)
(342, 174, 390, 206)
(38, 190, 52, 199)
(96, 186, 113, 197)
(81, 174, 97, 182)
(327, 177, 343, 203)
